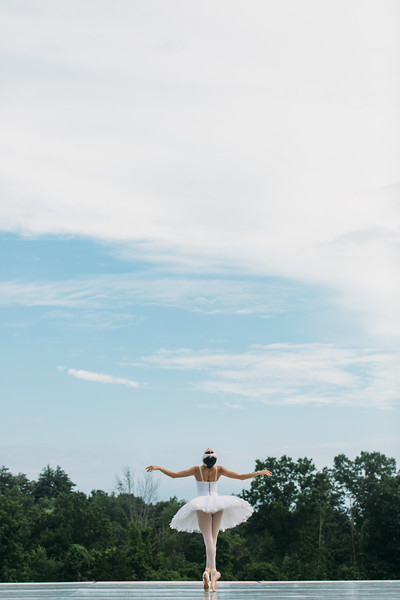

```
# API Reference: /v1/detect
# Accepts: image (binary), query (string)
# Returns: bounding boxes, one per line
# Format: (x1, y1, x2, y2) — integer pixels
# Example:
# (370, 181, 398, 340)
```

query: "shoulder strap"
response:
(199, 466, 204, 481)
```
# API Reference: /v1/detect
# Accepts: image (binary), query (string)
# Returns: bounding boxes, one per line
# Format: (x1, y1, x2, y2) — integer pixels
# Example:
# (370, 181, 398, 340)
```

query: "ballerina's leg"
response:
(209, 511, 223, 590)
(211, 510, 223, 547)
(197, 511, 216, 569)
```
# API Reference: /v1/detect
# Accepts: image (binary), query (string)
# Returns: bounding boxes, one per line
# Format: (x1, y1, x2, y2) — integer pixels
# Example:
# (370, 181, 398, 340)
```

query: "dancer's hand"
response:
(146, 465, 160, 472)
(261, 469, 272, 476)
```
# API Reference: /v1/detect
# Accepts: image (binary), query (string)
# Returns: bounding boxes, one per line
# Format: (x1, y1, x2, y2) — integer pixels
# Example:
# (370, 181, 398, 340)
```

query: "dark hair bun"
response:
(203, 456, 217, 469)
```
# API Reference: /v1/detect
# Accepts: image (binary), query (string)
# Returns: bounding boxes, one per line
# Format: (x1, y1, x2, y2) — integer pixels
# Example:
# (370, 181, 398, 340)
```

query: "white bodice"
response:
(196, 480, 218, 496)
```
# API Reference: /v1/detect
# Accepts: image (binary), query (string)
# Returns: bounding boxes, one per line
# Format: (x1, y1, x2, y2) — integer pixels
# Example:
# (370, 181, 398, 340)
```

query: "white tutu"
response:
(170, 478, 254, 533)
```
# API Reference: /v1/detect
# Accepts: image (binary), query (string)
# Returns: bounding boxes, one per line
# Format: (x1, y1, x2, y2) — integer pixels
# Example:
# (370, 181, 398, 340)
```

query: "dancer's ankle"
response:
(210, 568, 221, 591)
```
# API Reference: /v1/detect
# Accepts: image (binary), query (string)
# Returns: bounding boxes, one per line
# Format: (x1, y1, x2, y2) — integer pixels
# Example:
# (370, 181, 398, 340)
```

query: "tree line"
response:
(0, 451, 399, 582)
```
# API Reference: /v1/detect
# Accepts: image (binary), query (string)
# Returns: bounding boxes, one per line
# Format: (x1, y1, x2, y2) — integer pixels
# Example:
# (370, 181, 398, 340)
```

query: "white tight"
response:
(197, 510, 223, 570)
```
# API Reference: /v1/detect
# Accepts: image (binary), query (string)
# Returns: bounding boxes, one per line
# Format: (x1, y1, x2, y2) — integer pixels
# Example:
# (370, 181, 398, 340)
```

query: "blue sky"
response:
(1, 0, 399, 502)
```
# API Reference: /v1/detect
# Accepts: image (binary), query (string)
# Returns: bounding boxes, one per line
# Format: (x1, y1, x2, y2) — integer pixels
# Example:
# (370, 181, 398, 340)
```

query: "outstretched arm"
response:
(218, 466, 272, 480)
(146, 465, 197, 479)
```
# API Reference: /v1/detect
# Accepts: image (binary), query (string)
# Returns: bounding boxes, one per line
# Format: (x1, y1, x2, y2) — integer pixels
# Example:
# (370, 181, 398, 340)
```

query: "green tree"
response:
(33, 466, 75, 501)
(61, 544, 91, 581)
(126, 522, 155, 580)
(0, 467, 33, 496)
(0, 489, 30, 581)
(242, 456, 353, 580)
(332, 451, 399, 578)
(28, 545, 59, 581)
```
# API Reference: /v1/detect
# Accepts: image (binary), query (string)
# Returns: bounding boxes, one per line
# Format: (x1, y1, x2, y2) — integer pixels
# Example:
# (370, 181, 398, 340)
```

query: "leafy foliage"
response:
(0, 455, 399, 582)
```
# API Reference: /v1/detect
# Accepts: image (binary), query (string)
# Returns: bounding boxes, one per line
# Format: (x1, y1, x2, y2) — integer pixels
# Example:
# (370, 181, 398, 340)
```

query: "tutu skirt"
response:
(170, 493, 254, 533)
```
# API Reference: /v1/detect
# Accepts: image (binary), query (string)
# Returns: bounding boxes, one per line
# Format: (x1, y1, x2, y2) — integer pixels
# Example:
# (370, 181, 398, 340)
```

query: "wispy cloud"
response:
(0, 275, 302, 315)
(136, 344, 400, 410)
(44, 309, 143, 330)
(61, 367, 140, 388)
(224, 402, 243, 410)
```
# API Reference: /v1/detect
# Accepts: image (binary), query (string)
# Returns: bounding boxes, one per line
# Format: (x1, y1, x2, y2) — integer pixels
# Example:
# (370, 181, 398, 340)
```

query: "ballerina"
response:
(146, 448, 272, 591)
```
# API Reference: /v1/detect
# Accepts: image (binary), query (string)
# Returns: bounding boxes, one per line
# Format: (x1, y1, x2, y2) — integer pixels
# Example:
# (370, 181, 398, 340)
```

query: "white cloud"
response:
(137, 344, 400, 410)
(66, 368, 140, 388)
(0, 1, 399, 339)
(224, 402, 243, 410)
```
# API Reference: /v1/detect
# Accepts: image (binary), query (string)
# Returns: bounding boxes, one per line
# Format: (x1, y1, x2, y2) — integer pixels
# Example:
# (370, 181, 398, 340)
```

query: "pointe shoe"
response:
(210, 569, 221, 592)
(202, 568, 210, 590)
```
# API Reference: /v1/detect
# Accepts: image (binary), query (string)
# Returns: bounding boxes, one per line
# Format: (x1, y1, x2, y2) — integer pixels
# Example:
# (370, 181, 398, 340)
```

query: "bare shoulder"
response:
(175, 465, 199, 479)
(186, 465, 200, 477)
(217, 465, 239, 478)
(189, 465, 203, 480)
(183, 465, 199, 475)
